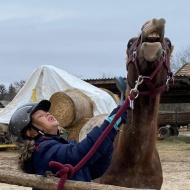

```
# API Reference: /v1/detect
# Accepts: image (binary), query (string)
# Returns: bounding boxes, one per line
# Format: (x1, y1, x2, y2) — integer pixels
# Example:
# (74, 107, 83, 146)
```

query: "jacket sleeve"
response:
(56, 120, 117, 166)
(89, 142, 113, 179)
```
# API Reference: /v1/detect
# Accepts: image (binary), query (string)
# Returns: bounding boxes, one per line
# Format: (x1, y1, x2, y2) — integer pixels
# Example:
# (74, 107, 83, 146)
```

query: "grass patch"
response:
(162, 135, 190, 143)
(157, 134, 190, 151)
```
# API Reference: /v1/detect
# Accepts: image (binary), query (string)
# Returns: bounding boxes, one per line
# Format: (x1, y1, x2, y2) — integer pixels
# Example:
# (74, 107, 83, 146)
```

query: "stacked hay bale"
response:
(79, 114, 108, 141)
(49, 88, 119, 141)
(49, 89, 93, 141)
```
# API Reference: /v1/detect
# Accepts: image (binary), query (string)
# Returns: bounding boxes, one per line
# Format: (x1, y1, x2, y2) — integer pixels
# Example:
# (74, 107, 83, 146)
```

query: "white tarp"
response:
(0, 65, 117, 124)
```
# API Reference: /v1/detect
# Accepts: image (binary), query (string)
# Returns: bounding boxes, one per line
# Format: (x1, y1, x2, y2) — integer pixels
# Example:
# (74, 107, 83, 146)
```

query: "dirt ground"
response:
(0, 129, 189, 190)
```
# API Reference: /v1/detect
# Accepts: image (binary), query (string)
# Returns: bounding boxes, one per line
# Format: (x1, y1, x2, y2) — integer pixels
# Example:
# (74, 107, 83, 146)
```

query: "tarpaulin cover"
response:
(0, 65, 117, 124)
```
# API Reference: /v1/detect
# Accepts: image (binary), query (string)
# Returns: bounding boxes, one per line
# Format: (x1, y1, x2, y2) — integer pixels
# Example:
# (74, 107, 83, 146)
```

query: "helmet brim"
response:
(30, 100, 51, 115)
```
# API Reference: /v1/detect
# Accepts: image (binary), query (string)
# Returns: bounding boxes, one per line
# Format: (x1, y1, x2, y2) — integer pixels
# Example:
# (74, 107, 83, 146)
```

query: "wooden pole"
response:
(0, 169, 153, 190)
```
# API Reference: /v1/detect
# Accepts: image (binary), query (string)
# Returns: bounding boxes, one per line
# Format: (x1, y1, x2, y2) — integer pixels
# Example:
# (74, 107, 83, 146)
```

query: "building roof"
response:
(85, 67, 190, 103)
(175, 63, 190, 77)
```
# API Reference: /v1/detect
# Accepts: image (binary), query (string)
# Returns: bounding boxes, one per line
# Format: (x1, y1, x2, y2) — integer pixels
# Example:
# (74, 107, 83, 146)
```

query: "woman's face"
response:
(31, 110, 59, 135)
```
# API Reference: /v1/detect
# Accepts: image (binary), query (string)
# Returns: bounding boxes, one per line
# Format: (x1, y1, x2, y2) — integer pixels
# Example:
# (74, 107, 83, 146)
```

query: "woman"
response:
(9, 100, 127, 189)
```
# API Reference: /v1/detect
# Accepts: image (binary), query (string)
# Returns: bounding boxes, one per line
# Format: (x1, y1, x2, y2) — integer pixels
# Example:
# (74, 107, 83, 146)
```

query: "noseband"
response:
(126, 35, 173, 96)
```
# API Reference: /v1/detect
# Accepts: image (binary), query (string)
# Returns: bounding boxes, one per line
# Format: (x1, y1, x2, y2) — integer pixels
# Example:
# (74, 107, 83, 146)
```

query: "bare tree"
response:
(171, 45, 190, 73)
(14, 80, 25, 93)
(0, 80, 26, 101)
(8, 84, 17, 101)
(101, 72, 114, 79)
(0, 84, 6, 100)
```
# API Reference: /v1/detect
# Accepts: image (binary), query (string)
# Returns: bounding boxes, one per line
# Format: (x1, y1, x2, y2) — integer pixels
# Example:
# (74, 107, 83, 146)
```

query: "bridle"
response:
(126, 35, 173, 96)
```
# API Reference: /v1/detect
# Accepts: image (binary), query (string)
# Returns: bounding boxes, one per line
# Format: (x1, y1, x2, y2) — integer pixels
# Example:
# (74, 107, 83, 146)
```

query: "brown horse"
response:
(99, 18, 174, 189)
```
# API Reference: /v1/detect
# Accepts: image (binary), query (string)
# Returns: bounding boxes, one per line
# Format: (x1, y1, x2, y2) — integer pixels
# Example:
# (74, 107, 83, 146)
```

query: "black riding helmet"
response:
(9, 100, 51, 143)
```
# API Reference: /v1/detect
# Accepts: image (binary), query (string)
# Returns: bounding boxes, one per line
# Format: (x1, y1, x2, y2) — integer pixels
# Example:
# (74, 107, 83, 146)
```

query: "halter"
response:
(126, 35, 173, 96)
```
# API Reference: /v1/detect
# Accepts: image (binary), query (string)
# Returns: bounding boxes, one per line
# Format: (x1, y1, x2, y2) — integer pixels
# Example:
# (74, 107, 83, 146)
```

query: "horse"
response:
(99, 18, 174, 189)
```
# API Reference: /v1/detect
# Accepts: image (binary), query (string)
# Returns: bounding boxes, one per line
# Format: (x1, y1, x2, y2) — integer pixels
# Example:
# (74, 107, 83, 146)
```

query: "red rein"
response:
(49, 93, 135, 190)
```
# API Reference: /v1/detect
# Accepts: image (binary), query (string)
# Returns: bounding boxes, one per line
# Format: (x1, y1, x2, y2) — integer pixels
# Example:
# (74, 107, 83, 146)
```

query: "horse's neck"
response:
(113, 91, 160, 164)
(131, 95, 160, 130)
(125, 88, 160, 134)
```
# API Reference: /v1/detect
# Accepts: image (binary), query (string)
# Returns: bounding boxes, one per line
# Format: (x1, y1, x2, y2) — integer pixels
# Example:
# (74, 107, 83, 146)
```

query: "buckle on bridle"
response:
(132, 49, 137, 62)
(130, 75, 145, 98)
(162, 49, 166, 60)
(165, 75, 173, 90)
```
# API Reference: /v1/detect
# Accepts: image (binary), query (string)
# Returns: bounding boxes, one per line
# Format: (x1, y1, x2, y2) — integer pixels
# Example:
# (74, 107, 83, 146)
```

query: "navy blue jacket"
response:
(25, 120, 118, 189)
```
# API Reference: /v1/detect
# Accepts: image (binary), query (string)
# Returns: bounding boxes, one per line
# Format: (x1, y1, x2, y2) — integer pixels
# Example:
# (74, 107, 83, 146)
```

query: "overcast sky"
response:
(0, 0, 189, 88)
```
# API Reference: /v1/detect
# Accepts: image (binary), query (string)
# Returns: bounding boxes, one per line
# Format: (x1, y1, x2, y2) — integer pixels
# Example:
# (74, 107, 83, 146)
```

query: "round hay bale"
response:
(79, 114, 108, 141)
(66, 118, 90, 142)
(100, 88, 120, 105)
(49, 89, 93, 128)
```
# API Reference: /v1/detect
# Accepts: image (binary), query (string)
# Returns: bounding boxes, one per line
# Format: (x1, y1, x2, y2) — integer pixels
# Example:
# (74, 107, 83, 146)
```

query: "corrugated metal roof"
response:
(84, 77, 115, 81)
(175, 63, 190, 77)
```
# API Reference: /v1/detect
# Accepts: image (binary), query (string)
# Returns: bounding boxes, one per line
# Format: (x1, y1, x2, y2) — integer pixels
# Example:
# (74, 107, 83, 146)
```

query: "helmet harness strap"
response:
(30, 124, 58, 139)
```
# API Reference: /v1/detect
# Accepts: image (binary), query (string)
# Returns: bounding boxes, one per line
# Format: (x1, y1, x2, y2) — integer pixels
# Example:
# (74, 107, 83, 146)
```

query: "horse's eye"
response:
(127, 40, 133, 48)
(166, 39, 171, 49)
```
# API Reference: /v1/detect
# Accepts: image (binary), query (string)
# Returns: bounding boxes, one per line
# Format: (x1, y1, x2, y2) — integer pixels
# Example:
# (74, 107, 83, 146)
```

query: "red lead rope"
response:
(49, 93, 135, 190)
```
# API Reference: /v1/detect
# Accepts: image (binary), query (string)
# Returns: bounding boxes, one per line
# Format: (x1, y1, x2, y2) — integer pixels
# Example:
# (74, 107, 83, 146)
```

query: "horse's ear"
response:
(141, 20, 151, 31)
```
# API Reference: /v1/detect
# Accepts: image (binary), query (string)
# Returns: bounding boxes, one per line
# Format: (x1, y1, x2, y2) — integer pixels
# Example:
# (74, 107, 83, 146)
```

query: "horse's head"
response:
(126, 18, 174, 96)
